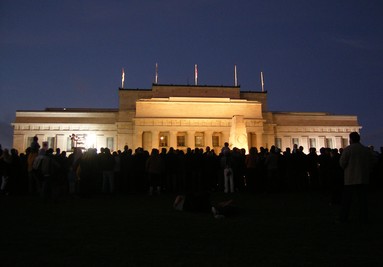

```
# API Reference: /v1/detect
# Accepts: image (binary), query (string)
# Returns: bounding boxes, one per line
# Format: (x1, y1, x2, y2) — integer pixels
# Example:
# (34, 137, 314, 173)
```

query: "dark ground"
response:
(1, 190, 383, 267)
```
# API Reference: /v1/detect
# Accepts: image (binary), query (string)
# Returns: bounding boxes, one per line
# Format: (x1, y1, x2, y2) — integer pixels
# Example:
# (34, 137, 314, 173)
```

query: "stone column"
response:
(56, 134, 66, 152)
(335, 136, 343, 149)
(204, 131, 213, 149)
(256, 133, 263, 149)
(12, 134, 24, 153)
(221, 131, 230, 147)
(169, 131, 178, 149)
(37, 134, 45, 146)
(318, 136, 326, 148)
(151, 130, 159, 149)
(134, 131, 143, 149)
(282, 136, 291, 151)
(187, 131, 195, 149)
(96, 135, 106, 150)
(301, 137, 309, 153)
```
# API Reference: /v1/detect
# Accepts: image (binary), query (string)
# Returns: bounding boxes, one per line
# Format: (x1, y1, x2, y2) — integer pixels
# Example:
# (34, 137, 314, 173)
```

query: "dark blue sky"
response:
(1, 0, 383, 150)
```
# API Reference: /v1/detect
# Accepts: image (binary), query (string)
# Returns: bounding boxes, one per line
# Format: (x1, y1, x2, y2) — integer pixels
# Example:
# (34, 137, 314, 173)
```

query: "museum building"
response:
(12, 83, 360, 153)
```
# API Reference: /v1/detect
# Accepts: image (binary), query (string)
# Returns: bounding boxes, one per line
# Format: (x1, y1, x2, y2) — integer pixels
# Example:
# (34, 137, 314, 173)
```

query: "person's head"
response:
(46, 148, 54, 156)
(349, 132, 360, 144)
(151, 148, 159, 156)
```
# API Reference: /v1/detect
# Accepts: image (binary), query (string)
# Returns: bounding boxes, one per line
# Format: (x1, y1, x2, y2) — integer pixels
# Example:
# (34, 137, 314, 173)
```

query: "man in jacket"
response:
(339, 132, 375, 223)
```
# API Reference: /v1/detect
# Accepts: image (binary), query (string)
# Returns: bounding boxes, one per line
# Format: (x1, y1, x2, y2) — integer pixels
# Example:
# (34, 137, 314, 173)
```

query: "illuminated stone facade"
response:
(12, 84, 360, 153)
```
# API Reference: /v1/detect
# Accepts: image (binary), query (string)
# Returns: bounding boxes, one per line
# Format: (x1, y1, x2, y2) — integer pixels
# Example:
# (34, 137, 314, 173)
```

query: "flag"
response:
(155, 63, 158, 84)
(122, 68, 125, 88)
(194, 64, 198, 85)
(261, 71, 265, 92)
(234, 65, 238, 87)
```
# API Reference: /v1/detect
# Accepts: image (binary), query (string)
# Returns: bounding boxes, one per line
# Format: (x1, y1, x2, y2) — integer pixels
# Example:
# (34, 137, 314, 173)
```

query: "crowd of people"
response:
(1, 136, 382, 203)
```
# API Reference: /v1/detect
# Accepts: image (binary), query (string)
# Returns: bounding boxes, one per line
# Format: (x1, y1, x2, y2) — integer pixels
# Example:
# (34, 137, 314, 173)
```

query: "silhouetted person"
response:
(0, 149, 12, 195)
(120, 145, 133, 193)
(76, 149, 98, 197)
(329, 149, 343, 205)
(339, 132, 375, 223)
(165, 147, 178, 193)
(30, 136, 40, 153)
(146, 148, 163, 195)
(265, 146, 280, 192)
(245, 147, 259, 193)
(307, 147, 319, 190)
(221, 145, 234, 193)
(40, 149, 60, 201)
(100, 147, 115, 194)
(318, 147, 331, 193)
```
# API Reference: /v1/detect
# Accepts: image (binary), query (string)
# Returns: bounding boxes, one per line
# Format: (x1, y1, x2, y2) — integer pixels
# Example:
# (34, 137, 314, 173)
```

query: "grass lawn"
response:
(1, 190, 383, 266)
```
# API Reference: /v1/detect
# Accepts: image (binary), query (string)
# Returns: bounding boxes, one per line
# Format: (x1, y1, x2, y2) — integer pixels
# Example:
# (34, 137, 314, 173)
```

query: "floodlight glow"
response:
(86, 134, 96, 149)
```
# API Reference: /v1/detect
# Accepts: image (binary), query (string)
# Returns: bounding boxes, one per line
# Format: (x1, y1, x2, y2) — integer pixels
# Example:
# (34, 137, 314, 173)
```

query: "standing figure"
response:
(221, 143, 234, 193)
(339, 132, 375, 223)
(146, 148, 163, 195)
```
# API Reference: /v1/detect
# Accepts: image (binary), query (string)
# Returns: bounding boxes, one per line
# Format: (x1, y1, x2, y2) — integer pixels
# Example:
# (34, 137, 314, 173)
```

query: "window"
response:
(47, 137, 55, 149)
(292, 138, 299, 147)
(159, 134, 168, 147)
(309, 138, 316, 148)
(275, 138, 282, 149)
(195, 136, 204, 147)
(177, 135, 186, 147)
(212, 136, 220, 147)
(106, 137, 114, 150)
(326, 138, 333, 148)
(27, 137, 34, 148)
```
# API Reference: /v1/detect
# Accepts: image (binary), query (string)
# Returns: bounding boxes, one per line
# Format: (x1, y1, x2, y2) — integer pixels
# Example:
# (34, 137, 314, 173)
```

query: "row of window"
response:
(157, 133, 220, 148)
(27, 135, 348, 153)
(27, 136, 115, 151)
(274, 137, 348, 150)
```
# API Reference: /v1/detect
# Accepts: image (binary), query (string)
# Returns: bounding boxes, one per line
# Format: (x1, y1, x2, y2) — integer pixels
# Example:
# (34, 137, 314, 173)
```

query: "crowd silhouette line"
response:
(1, 137, 382, 202)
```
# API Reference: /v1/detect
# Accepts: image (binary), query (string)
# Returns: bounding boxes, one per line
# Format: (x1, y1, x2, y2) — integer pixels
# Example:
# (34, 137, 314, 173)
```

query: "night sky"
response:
(1, 0, 382, 150)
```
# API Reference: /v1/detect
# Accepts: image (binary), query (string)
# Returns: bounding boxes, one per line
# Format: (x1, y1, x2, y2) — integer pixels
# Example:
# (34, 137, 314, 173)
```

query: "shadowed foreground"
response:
(2, 191, 383, 266)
